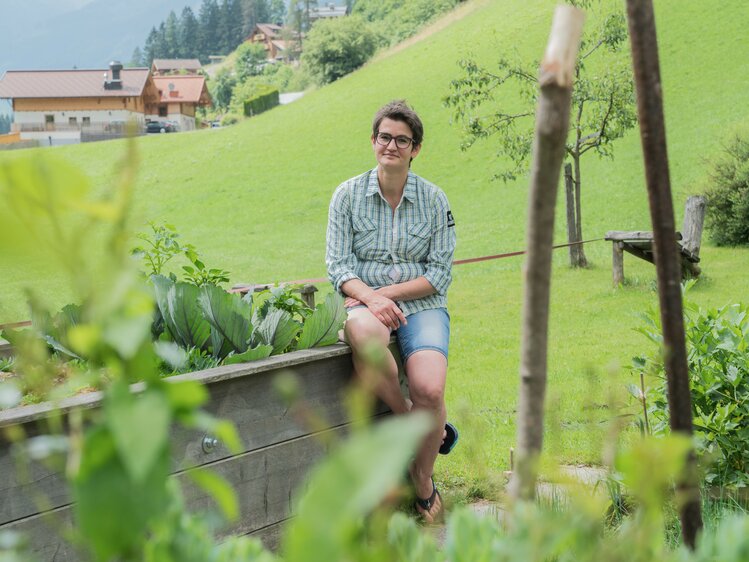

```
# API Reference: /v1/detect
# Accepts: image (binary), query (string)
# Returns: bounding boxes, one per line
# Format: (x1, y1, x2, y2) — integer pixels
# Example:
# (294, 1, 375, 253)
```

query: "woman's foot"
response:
(414, 477, 443, 524)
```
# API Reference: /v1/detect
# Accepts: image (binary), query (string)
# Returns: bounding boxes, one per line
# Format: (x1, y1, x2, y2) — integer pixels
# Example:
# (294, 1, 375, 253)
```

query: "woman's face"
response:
(372, 118, 421, 173)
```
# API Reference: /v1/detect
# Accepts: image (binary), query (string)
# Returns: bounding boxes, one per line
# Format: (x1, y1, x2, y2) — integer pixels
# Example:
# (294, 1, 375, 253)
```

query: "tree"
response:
(128, 47, 143, 67)
(268, 0, 286, 24)
(444, 2, 636, 268)
(235, 42, 267, 80)
(301, 15, 377, 85)
(219, 0, 244, 54)
(210, 68, 237, 110)
(240, 0, 271, 36)
(178, 7, 200, 59)
(163, 11, 180, 58)
(0, 114, 11, 135)
(142, 27, 160, 65)
(198, 0, 221, 61)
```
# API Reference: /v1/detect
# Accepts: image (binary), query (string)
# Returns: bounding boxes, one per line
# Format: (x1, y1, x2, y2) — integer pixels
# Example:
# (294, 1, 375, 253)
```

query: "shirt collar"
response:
(366, 168, 417, 203)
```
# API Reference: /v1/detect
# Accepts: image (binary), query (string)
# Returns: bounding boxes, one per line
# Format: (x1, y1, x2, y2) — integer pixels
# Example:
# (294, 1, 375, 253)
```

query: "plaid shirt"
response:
(326, 168, 456, 317)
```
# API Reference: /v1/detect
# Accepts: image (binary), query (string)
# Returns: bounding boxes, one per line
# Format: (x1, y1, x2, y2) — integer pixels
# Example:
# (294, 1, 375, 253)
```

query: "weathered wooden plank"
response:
(0, 343, 399, 527)
(605, 230, 682, 241)
(245, 517, 289, 551)
(612, 241, 624, 286)
(0, 344, 353, 429)
(2, 423, 363, 561)
(0, 357, 391, 525)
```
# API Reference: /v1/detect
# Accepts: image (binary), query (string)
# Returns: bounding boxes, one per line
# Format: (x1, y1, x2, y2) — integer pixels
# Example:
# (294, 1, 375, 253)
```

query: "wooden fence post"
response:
(508, 5, 585, 501)
(612, 241, 624, 286)
(625, 0, 703, 547)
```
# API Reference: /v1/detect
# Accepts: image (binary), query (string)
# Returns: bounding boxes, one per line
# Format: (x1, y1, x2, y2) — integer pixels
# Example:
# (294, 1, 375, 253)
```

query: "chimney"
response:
(104, 61, 123, 90)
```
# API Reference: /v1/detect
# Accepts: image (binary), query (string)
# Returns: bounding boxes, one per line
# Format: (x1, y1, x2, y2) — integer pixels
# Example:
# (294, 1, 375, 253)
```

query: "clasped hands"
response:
(345, 289, 407, 331)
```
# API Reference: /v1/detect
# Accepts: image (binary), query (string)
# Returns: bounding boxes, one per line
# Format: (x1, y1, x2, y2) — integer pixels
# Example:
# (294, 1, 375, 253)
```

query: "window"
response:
(158, 105, 168, 117)
(45, 114, 54, 123)
(82, 117, 91, 126)
(69, 117, 77, 126)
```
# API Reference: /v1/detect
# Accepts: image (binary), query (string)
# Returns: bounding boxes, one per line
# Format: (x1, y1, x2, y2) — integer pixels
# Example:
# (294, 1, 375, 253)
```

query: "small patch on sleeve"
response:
(447, 210, 455, 227)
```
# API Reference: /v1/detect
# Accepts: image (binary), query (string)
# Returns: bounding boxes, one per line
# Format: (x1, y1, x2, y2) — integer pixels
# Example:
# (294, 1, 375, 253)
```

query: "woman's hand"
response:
(362, 293, 407, 330)
(344, 297, 362, 308)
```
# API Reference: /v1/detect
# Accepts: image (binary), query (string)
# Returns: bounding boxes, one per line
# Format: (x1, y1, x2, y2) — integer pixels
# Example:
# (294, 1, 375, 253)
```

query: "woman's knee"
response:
(344, 312, 390, 348)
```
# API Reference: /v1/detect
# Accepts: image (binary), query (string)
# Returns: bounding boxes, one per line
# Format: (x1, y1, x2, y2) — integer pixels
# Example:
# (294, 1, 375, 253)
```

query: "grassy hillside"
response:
(3, 0, 749, 496)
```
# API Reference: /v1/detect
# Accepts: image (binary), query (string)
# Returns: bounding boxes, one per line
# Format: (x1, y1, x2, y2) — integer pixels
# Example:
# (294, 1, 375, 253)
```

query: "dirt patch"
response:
(369, 0, 492, 64)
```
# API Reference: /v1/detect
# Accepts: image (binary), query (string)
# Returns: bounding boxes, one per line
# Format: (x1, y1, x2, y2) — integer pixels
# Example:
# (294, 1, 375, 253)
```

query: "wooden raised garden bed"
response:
(0, 342, 395, 561)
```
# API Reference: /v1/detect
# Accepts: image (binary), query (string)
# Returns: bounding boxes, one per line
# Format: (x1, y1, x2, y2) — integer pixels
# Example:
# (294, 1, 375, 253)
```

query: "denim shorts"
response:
(395, 307, 450, 363)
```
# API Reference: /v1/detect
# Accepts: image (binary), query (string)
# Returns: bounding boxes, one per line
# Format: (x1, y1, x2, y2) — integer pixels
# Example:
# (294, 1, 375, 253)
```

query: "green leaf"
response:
(188, 468, 239, 522)
(255, 308, 300, 355)
(224, 344, 273, 365)
(152, 274, 211, 351)
(72, 424, 171, 562)
(296, 293, 346, 350)
(164, 380, 208, 411)
(105, 382, 172, 483)
(198, 284, 253, 359)
(282, 413, 432, 562)
(154, 340, 188, 369)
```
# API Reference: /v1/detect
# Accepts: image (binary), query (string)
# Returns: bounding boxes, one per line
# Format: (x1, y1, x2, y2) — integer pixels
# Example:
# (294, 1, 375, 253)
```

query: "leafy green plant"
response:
(255, 284, 311, 322)
(633, 290, 749, 487)
(704, 129, 749, 246)
(182, 247, 231, 287)
(132, 222, 190, 278)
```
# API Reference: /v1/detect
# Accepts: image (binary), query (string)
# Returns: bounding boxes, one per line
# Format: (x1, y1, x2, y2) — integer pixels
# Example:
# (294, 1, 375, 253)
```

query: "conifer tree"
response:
(178, 7, 200, 59)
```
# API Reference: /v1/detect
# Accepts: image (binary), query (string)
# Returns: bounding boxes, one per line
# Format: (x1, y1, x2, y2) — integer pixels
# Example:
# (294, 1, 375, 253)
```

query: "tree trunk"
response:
(508, 5, 585, 502)
(571, 153, 588, 267)
(625, 0, 703, 548)
(565, 160, 588, 267)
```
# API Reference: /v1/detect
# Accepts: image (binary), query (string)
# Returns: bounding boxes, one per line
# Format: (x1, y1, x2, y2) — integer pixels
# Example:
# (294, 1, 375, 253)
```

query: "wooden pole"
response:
(508, 5, 585, 501)
(625, 0, 703, 548)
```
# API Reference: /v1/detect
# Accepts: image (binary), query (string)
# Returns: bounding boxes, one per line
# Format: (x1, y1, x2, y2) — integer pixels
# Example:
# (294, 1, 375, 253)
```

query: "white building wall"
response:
(13, 110, 145, 130)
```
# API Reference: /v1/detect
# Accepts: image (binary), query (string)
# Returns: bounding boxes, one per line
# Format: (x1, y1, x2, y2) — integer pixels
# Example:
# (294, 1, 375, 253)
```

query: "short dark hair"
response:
(372, 100, 424, 146)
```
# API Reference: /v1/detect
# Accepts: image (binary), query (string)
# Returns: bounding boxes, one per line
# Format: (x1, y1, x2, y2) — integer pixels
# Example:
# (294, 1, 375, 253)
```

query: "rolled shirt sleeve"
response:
(326, 185, 360, 292)
(423, 190, 456, 295)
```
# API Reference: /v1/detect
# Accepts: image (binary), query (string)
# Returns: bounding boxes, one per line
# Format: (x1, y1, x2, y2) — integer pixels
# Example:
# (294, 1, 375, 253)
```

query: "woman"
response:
(326, 100, 457, 522)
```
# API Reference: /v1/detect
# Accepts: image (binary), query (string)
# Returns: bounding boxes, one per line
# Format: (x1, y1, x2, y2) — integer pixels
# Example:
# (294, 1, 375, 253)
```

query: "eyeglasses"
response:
(375, 132, 414, 149)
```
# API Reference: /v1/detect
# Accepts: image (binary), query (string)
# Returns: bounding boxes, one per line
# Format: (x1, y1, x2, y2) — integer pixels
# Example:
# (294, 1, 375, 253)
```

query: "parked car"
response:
(145, 120, 176, 134)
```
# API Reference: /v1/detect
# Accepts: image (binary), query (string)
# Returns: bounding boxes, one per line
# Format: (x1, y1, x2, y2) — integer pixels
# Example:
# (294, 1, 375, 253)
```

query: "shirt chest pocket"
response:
(352, 216, 379, 257)
(406, 221, 431, 260)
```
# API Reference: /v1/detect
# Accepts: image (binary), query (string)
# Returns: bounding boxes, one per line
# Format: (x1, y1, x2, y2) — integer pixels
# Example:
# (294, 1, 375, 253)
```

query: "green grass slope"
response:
(3, 0, 749, 496)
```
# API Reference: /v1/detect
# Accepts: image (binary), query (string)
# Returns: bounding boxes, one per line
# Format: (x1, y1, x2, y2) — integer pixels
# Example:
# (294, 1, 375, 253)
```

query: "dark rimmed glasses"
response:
(375, 132, 414, 149)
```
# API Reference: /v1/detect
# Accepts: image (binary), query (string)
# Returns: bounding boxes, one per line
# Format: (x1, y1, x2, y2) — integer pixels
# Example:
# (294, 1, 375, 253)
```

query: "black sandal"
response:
(415, 477, 441, 518)
(439, 422, 459, 455)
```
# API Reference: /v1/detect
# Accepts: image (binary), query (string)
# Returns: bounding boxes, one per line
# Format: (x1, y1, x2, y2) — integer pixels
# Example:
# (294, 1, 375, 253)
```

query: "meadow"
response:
(2, 0, 748, 498)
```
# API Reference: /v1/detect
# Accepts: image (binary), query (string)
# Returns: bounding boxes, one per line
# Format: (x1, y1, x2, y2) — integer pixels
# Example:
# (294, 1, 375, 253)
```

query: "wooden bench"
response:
(605, 196, 706, 286)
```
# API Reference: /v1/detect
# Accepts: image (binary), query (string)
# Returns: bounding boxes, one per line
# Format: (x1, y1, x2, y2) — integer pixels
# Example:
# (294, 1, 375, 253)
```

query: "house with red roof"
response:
(0, 62, 159, 145)
(0, 61, 213, 144)
(149, 74, 212, 132)
(247, 23, 300, 61)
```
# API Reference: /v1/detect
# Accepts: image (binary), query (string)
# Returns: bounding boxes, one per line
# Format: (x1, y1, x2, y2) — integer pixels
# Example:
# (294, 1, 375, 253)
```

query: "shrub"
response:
(242, 84, 279, 117)
(633, 289, 749, 487)
(704, 131, 749, 246)
(301, 15, 378, 85)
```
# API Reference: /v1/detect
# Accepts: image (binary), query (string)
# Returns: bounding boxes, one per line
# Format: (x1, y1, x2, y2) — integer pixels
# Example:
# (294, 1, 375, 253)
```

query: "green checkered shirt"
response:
(326, 168, 456, 317)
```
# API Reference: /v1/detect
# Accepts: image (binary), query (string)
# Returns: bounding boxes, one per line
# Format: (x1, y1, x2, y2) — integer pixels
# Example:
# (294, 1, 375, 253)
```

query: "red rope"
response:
(0, 238, 604, 327)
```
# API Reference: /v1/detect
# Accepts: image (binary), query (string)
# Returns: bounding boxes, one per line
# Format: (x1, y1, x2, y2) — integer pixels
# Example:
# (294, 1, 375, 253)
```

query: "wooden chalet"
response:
(0, 62, 159, 145)
(247, 23, 300, 60)
(149, 74, 212, 131)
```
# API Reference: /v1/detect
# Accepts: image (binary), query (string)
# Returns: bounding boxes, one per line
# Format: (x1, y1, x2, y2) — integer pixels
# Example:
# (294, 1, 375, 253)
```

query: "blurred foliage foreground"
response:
(3, 149, 749, 561)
